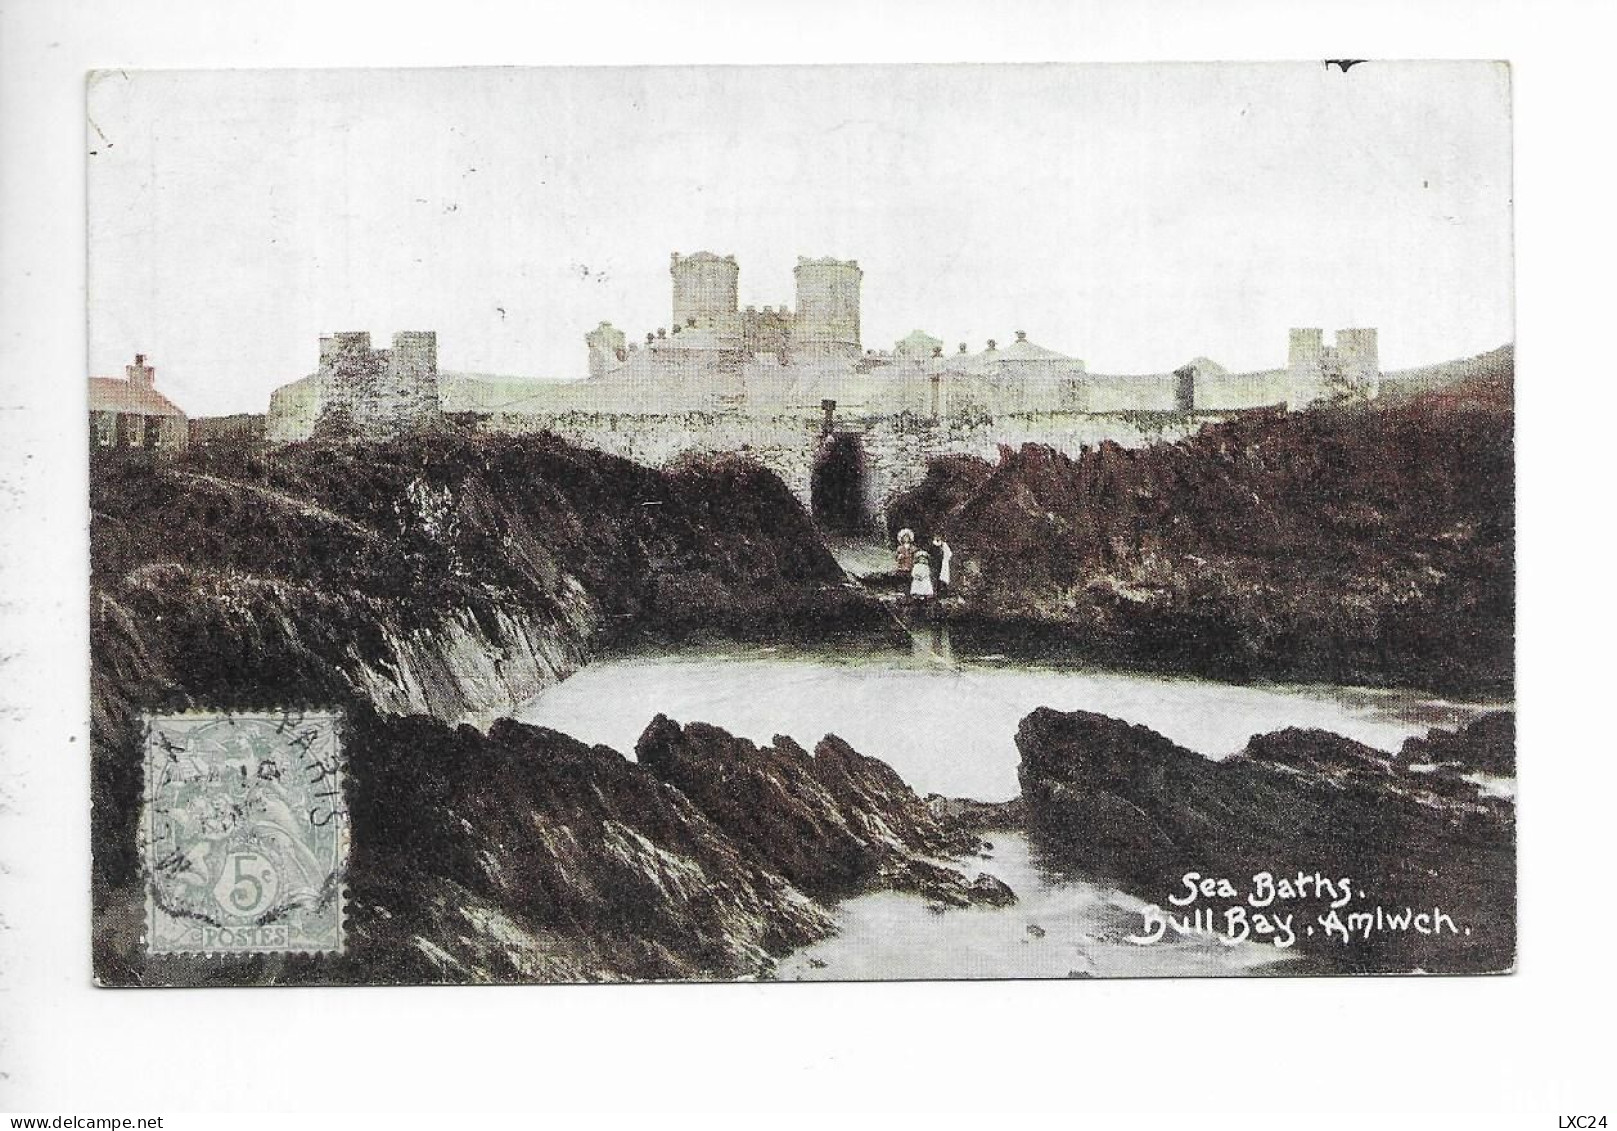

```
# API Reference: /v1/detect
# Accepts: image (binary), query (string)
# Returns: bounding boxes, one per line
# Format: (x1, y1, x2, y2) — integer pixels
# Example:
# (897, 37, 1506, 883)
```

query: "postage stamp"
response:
(140, 711, 348, 955)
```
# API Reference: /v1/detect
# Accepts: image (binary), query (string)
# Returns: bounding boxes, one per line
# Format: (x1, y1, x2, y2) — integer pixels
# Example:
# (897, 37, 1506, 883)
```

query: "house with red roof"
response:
(89, 353, 188, 454)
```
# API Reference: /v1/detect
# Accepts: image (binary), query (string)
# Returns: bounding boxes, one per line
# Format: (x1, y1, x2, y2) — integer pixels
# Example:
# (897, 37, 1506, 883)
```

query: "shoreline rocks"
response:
(1014, 708, 1515, 974)
(888, 390, 1514, 697)
(636, 716, 1011, 909)
(95, 711, 1016, 987)
(90, 433, 894, 894)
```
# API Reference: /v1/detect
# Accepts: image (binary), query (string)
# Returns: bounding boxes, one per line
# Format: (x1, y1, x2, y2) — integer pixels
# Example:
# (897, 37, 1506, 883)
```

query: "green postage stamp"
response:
(141, 711, 348, 955)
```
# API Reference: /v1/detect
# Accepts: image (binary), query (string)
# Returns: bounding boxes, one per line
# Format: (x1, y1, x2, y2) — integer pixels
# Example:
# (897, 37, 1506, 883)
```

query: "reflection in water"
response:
(909, 616, 954, 667)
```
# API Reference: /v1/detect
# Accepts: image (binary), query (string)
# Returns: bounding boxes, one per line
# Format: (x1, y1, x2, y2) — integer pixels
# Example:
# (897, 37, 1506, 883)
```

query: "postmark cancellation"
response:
(140, 711, 348, 955)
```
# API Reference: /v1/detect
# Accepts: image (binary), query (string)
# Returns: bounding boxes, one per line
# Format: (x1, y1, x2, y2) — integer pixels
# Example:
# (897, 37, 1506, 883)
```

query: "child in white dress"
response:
(910, 549, 935, 600)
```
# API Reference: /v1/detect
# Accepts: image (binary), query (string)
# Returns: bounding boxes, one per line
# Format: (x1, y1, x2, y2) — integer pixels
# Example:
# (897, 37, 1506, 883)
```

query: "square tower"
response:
(793, 256, 862, 361)
(670, 251, 740, 331)
(314, 330, 441, 440)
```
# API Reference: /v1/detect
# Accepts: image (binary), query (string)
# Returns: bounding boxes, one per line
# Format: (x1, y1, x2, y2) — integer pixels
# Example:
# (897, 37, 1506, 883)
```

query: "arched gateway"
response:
(811, 432, 875, 533)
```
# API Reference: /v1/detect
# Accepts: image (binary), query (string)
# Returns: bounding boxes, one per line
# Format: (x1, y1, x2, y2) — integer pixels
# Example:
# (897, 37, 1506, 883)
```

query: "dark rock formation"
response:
(1401, 711, 1515, 776)
(889, 386, 1513, 695)
(1016, 707, 1515, 974)
(91, 433, 891, 889)
(926, 794, 1027, 833)
(339, 713, 829, 984)
(90, 432, 901, 983)
(96, 712, 1010, 987)
(636, 716, 1008, 909)
(967, 873, 1019, 907)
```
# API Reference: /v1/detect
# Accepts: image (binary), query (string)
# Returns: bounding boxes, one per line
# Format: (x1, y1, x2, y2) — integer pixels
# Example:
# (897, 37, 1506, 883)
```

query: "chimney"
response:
(126, 353, 155, 389)
(986, 339, 997, 351)
(1015, 330, 1027, 343)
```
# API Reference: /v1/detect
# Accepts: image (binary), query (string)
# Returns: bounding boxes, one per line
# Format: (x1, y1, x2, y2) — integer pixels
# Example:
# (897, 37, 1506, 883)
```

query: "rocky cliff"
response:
(1015, 708, 1515, 974)
(93, 432, 873, 724)
(889, 387, 1513, 693)
(96, 710, 1010, 986)
(91, 432, 903, 975)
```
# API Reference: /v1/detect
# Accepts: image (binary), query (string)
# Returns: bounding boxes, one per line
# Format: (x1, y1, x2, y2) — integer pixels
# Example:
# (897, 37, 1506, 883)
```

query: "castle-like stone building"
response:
(552, 250, 1380, 417)
(656, 251, 864, 366)
(262, 250, 1381, 529)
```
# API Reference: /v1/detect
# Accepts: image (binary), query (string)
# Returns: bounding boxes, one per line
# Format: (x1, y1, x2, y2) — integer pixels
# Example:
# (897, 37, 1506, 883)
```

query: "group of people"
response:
(894, 528, 953, 602)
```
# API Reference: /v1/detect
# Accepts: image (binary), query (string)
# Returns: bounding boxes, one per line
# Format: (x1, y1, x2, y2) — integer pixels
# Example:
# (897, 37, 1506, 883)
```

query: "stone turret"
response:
(1288, 327, 1325, 372)
(1333, 328, 1380, 397)
(793, 256, 862, 361)
(670, 251, 740, 331)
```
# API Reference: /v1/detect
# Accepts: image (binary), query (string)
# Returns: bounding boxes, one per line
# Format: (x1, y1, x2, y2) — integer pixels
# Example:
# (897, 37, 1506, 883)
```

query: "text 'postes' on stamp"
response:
(140, 710, 348, 956)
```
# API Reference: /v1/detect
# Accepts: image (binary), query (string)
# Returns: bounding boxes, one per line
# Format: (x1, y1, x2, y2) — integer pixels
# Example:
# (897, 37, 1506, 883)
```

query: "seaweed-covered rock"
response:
(90, 432, 892, 893)
(89, 432, 900, 985)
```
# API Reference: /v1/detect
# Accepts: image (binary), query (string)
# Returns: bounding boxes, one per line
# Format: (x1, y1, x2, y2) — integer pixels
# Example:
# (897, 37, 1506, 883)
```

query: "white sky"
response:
(87, 62, 1513, 417)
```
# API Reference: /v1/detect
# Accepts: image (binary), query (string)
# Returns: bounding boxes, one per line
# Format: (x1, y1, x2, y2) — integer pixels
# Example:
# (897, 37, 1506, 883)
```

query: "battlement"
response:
(1287, 327, 1380, 408)
(671, 250, 738, 268)
(329, 330, 374, 351)
(670, 249, 740, 330)
(314, 328, 441, 440)
(1333, 327, 1379, 365)
(581, 252, 1378, 413)
(796, 255, 861, 270)
(393, 329, 437, 359)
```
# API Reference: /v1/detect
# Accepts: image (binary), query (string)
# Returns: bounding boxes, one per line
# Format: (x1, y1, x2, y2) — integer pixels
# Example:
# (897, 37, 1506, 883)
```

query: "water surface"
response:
(773, 832, 1294, 980)
(516, 638, 1505, 802)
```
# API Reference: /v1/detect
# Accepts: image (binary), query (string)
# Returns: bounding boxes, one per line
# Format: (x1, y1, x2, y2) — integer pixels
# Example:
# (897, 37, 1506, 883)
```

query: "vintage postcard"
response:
(87, 62, 1514, 986)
